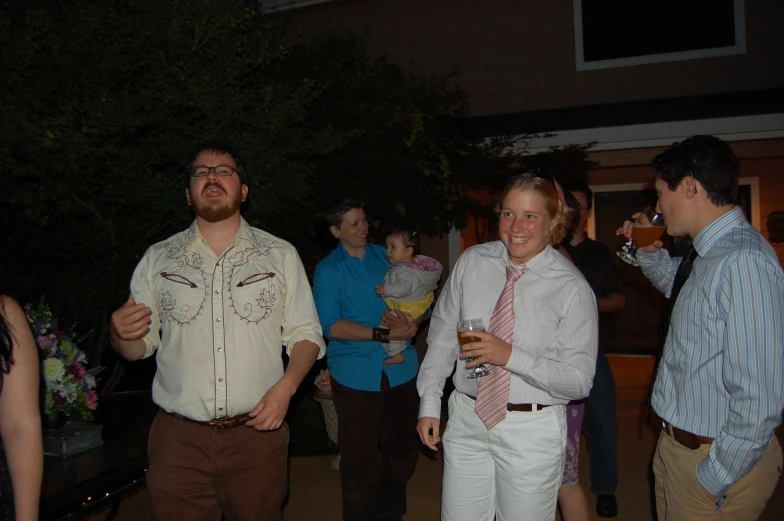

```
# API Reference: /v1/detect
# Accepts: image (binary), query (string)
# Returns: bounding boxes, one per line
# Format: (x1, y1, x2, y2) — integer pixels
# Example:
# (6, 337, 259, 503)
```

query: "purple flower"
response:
(37, 335, 52, 350)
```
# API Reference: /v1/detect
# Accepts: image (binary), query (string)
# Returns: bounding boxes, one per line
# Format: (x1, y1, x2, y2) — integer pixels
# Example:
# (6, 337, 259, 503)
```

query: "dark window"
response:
(575, 0, 744, 69)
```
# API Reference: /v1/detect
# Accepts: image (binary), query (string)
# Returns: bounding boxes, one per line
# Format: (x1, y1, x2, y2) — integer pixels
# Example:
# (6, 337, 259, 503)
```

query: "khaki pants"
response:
(653, 429, 782, 520)
(147, 410, 289, 521)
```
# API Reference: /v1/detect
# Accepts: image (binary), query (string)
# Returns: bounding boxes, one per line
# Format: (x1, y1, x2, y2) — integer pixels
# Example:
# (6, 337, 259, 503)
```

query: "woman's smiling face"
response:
(331, 207, 369, 253)
(498, 188, 558, 265)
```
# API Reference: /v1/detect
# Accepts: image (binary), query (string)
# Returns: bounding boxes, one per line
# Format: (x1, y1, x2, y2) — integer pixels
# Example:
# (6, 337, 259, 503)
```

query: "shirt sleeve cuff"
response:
(696, 456, 729, 497)
(286, 333, 327, 359)
(505, 346, 535, 376)
(636, 248, 665, 268)
(419, 396, 442, 420)
(142, 337, 156, 359)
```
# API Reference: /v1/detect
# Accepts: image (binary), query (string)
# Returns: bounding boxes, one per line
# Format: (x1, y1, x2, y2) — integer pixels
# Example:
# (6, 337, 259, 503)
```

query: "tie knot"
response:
(506, 264, 527, 283)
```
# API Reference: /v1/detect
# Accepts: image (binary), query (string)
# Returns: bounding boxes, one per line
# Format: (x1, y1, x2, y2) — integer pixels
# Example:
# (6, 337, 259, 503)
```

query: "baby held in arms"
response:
(375, 228, 443, 365)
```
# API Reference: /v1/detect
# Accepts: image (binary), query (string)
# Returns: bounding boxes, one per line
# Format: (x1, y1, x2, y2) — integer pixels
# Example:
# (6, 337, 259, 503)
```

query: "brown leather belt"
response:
(466, 394, 551, 412)
(167, 411, 250, 430)
(662, 420, 714, 450)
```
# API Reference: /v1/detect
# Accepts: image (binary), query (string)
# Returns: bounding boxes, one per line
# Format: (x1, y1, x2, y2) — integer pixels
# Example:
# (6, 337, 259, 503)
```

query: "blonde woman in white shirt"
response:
(416, 173, 598, 521)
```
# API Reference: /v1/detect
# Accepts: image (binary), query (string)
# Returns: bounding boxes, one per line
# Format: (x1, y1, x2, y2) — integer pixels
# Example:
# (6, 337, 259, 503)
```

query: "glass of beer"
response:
(617, 206, 666, 266)
(457, 318, 490, 378)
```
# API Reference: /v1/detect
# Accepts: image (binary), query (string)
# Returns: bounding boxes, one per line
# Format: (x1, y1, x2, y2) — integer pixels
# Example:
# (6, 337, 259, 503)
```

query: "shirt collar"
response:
(336, 242, 354, 261)
(176, 217, 258, 252)
(692, 206, 745, 256)
(478, 241, 553, 278)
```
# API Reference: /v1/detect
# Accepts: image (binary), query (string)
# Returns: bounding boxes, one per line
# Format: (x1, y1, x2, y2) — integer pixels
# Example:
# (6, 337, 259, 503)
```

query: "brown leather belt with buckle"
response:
(465, 394, 552, 412)
(167, 411, 250, 430)
(662, 420, 714, 450)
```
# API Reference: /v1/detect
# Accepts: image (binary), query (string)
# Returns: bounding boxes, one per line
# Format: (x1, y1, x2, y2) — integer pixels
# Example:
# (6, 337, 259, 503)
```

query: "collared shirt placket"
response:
(212, 252, 229, 418)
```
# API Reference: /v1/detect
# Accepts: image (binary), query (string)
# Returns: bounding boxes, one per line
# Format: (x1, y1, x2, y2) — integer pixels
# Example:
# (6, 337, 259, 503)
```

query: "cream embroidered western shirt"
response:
(130, 218, 325, 421)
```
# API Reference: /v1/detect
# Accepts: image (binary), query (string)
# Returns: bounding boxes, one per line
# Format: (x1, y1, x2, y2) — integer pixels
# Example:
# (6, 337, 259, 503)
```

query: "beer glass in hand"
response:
(617, 206, 665, 266)
(457, 319, 490, 378)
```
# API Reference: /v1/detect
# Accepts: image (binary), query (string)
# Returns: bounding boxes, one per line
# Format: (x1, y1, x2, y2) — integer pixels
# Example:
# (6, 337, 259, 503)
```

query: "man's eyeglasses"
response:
(191, 165, 238, 178)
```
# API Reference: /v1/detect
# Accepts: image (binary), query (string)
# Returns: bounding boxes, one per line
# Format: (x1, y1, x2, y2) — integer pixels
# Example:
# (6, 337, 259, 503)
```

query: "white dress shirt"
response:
(417, 242, 598, 419)
(130, 218, 325, 421)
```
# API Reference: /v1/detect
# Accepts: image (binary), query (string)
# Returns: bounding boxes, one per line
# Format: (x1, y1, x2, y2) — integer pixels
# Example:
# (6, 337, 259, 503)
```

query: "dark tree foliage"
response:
(0, 0, 523, 377)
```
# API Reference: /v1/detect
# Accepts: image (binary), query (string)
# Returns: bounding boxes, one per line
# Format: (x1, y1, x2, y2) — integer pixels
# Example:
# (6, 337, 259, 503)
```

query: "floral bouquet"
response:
(25, 299, 102, 420)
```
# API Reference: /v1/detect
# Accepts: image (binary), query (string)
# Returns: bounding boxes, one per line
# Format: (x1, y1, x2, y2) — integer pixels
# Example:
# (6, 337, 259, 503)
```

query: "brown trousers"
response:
(653, 430, 782, 521)
(331, 375, 420, 521)
(147, 410, 289, 521)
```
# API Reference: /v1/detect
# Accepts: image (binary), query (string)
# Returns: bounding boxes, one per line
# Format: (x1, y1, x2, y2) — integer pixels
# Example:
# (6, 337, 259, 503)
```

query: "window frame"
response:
(573, 0, 747, 72)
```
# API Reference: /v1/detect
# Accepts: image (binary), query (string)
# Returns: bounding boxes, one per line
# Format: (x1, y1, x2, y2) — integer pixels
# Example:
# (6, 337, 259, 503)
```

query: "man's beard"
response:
(192, 184, 243, 223)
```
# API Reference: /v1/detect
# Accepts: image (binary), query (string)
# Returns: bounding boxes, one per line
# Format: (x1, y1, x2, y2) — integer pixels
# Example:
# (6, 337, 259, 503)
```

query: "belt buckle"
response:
(208, 417, 233, 429)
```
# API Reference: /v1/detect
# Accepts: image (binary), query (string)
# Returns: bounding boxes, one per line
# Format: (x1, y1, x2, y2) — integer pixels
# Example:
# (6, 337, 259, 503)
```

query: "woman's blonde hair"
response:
(495, 173, 570, 244)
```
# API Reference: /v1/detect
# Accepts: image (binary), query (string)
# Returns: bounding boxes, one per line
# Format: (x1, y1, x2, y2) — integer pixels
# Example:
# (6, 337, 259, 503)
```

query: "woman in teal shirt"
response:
(313, 198, 424, 521)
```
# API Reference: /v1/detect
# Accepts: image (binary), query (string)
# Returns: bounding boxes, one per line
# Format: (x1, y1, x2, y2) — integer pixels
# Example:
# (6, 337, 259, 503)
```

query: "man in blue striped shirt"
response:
(619, 135, 784, 520)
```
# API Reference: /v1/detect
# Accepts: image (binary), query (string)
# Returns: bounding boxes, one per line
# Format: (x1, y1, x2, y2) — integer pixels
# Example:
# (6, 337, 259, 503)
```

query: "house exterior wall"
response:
(286, 0, 784, 117)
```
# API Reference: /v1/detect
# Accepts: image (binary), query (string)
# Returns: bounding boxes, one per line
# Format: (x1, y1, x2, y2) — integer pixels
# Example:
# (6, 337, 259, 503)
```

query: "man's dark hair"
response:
(562, 181, 594, 211)
(652, 135, 739, 206)
(185, 141, 249, 187)
(325, 198, 364, 229)
(560, 190, 582, 243)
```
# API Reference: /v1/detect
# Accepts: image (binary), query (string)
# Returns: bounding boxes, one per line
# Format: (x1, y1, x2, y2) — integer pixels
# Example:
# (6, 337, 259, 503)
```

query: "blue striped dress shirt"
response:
(637, 206, 784, 497)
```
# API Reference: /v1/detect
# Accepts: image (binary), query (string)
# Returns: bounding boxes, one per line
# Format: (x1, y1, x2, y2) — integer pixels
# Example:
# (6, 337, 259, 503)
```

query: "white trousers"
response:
(441, 392, 566, 521)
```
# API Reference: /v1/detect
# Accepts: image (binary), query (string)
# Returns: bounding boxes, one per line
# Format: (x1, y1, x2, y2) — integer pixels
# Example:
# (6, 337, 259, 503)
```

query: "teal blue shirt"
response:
(313, 243, 418, 391)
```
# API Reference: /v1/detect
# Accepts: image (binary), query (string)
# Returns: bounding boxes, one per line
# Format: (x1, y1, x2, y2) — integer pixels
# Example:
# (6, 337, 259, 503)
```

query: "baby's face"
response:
(385, 235, 414, 265)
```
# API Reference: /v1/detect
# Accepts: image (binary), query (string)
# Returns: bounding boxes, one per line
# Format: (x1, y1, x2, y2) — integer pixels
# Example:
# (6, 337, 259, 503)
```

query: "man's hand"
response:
(246, 380, 296, 431)
(417, 417, 441, 451)
(459, 330, 512, 368)
(615, 212, 663, 253)
(697, 481, 721, 505)
(375, 285, 385, 297)
(110, 298, 152, 342)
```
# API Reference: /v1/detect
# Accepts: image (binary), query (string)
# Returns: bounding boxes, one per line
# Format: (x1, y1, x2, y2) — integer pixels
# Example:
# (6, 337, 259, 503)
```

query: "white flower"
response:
(76, 350, 87, 364)
(53, 381, 78, 403)
(85, 375, 97, 389)
(42, 358, 66, 385)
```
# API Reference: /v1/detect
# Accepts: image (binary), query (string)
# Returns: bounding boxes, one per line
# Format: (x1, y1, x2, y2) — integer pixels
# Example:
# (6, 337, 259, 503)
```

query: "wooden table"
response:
(40, 391, 158, 521)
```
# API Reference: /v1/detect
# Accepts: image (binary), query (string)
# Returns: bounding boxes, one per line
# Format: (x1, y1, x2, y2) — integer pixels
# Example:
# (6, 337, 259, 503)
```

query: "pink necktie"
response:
(475, 264, 527, 429)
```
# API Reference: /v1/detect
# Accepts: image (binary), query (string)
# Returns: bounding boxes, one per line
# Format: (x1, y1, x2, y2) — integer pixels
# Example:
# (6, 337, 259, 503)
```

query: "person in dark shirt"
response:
(562, 182, 626, 518)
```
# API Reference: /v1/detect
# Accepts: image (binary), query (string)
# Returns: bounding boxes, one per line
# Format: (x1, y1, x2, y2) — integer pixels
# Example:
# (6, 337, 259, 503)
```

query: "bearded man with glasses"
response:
(110, 142, 325, 521)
